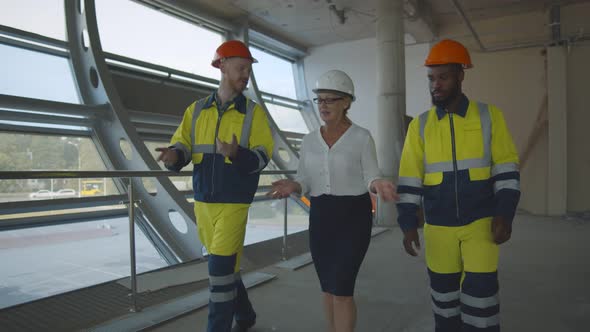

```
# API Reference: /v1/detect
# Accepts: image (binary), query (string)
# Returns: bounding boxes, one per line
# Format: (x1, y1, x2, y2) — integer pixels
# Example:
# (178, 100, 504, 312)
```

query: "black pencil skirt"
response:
(309, 193, 373, 296)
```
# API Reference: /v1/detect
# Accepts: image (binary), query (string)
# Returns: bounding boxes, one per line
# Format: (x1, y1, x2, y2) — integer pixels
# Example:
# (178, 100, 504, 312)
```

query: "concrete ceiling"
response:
(430, 0, 589, 26)
(158, 0, 590, 49)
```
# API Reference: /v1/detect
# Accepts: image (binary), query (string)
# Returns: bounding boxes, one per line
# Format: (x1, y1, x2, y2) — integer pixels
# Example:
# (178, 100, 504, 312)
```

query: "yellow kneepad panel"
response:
(210, 219, 247, 255)
(424, 223, 463, 273)
(461, 218, 499, 273)
(194, 202, 250, 256)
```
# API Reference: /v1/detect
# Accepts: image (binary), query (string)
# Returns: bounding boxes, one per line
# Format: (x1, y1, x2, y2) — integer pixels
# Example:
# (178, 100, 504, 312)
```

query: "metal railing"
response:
(0, 169, 299, 312)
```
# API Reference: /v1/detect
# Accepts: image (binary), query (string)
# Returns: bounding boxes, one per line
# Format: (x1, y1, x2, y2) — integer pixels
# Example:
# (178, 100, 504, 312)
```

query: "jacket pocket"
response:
(423, 172, 443, 186)
(462, 124, 484, 158)
(192, 153, 203, 164)
(468, 167, 491, 181)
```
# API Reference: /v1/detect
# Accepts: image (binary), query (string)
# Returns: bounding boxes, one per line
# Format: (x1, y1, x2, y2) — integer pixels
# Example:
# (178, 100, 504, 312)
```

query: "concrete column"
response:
(375, 0, 406, 225)
(546, 46, 568, 215)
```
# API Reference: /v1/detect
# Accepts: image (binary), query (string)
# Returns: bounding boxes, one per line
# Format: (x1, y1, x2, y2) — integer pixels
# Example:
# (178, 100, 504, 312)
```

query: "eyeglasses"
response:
(313, 97, 344, 105)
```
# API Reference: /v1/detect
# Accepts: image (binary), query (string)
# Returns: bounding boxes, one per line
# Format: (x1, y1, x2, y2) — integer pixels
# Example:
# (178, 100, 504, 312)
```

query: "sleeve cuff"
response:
(165, 147, 186, 172)
(495, 189, 521, 224)
(231, 146, 263, 175)
(397, 202, 420, 232)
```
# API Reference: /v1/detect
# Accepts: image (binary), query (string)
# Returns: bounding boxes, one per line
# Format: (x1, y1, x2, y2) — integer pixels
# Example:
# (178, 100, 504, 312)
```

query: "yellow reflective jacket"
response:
(168, 93, 274, 204)
(396, 94, 520, 231)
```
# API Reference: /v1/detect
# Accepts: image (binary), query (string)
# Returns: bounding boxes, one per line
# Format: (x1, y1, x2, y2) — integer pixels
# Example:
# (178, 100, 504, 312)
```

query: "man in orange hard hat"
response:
(396, 39, 520, 332)
(156, 40, 274, 332)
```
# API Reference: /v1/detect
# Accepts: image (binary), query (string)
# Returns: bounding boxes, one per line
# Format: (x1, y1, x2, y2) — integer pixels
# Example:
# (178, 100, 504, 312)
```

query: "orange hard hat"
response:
(425, 39, 473, 68)
(211, 40, 258, 68)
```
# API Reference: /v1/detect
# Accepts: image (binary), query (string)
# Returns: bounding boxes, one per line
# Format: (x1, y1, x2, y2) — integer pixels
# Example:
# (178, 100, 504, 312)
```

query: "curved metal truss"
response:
(62, 0, 311, 264)
(65, 0, 200, 263)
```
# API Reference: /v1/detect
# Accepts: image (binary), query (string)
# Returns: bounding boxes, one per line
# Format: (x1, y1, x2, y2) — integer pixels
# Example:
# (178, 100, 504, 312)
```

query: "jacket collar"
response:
(435, 93, 469, 120)
(203, 91, 247, 114)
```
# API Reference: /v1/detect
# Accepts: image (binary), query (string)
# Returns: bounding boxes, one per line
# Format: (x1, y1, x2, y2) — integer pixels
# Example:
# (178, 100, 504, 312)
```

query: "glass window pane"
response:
(0, 0, 66, 40)
(0, 44, 80, 103)
(266, 103, 309, 134)
(96, 0, 222, 80)
(0, 205, 126, 222)
(245, 197, 308, 246)
(257, 159, 283, 187)
(0, 119, 89, 132)
(250, 47, 297, 99)
(0, 132, 118, 204)
(0, 217, 167, 309)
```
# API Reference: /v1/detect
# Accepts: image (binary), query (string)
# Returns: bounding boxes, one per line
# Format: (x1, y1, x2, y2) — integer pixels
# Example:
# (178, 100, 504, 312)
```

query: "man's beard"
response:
(431, 83, 460, 109)
(231, 78, 249, 93)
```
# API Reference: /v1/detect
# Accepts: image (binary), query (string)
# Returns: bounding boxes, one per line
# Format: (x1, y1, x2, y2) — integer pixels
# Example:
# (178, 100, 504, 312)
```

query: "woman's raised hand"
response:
(267, 179, 300, 199)
(371, 179, 400, 202)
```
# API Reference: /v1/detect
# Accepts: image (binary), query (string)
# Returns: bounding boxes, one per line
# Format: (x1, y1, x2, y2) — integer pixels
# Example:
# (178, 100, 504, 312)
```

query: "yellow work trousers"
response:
(424, 217, 501, 332)
(424, 217, 499, 274)
(194, 201, 250, 272)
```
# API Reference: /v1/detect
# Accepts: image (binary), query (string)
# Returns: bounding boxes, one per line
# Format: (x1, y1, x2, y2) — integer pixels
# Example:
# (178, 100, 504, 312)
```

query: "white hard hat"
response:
(313, 70, 355, 101)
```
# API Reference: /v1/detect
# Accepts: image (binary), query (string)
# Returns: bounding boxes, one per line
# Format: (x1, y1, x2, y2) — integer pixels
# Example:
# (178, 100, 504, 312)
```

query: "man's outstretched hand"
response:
(216, 134, 239, 159)
(155, 147, 178, 167)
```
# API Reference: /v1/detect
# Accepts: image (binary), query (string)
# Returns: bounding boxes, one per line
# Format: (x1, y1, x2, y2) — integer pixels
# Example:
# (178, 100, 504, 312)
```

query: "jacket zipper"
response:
(212, 110, 223, 195)
(448, 113, 460, 220)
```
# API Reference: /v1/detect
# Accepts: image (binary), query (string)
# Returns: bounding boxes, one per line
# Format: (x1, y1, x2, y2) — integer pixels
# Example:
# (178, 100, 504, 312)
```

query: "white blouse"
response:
(295, 123, 382, 197)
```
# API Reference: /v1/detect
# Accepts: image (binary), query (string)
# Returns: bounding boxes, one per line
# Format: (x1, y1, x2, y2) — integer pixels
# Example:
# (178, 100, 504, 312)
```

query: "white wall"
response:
(303, 38, 430, 134)
(405, 43, 431, 117)
(566, 42, 590, 212)
(302, 3, 590, 214)
(465, 48, 548, 214)
(438, 2, 590, 214)
(303, 37, 551, 214)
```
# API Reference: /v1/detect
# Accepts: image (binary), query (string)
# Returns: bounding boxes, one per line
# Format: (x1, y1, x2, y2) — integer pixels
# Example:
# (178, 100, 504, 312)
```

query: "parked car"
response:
(54, 189, 77, 198)
(29, 190, 53, 199)
(29, 189, 77, 199)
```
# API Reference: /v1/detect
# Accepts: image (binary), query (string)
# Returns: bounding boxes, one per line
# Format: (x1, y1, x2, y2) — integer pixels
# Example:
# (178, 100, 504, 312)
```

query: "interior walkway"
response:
(147, 212, 590, 332)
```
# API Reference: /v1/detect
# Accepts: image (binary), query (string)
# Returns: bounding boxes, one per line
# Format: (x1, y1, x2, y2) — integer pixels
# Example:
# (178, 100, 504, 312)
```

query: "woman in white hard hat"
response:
(268, 70, 399, 332)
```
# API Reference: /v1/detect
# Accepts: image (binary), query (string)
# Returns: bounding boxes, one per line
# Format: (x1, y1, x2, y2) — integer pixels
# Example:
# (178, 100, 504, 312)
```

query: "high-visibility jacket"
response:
(168, 92, 274, 204)
(397, 94, 520, 231)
